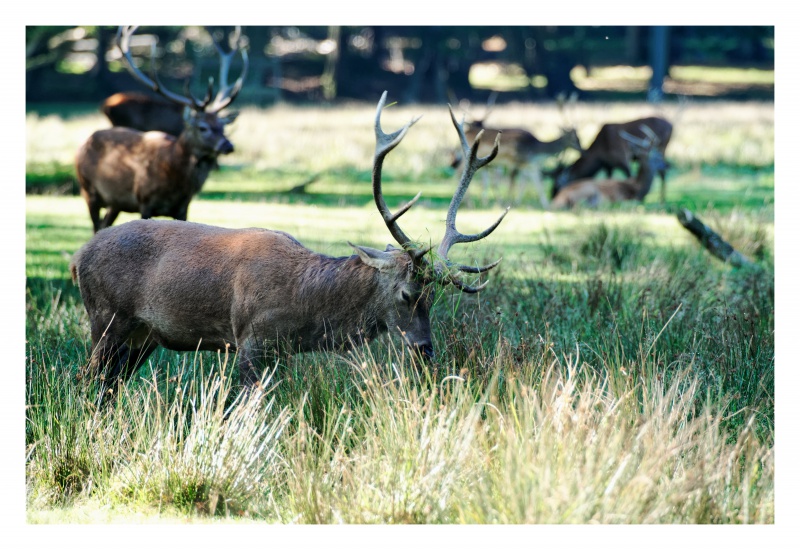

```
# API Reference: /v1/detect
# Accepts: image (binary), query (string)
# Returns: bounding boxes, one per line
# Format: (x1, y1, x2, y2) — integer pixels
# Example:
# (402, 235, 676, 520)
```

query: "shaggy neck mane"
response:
(292, 253, 388, 344)
(170, 137, 216, 195)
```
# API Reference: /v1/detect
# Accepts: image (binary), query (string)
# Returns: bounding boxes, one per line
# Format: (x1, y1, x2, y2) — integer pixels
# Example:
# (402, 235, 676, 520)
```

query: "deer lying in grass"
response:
(101, 92, 185, 137)
(550, 116, 672, 202)
(550, 126, 668, 209)
(70, 91, 509, 393)
(450, 94, 582, 205)
(76, 26, 248, 232)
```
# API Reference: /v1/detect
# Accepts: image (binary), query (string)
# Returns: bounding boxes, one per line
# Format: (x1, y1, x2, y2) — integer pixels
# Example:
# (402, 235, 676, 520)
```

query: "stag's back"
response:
(71, 220, 321, 346)
(76, 128, 179, 210)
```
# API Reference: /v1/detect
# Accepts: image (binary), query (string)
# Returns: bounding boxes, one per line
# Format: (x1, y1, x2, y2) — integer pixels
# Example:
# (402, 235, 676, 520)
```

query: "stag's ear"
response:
(218, 111, 239, 125)
(350, 242, 397, 272)
(183, 106, 195, 123)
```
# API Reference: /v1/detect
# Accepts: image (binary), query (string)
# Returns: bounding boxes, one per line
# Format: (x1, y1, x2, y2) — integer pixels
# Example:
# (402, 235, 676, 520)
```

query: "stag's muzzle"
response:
(414, 342, 435, 361)
(216, 139, 234, 155)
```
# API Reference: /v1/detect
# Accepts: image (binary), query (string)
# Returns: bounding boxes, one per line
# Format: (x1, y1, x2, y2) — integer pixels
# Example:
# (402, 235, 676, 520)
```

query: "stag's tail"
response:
(69, 248, 83, 287)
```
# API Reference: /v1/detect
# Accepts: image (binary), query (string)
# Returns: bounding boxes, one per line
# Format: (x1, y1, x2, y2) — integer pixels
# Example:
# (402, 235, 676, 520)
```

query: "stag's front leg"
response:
(99, 207, 121, 230)
(82, 192, 103, 233)
(171, 201, 190, 222)
(236, 336, 281, 389)
(659, 170, 668, 203)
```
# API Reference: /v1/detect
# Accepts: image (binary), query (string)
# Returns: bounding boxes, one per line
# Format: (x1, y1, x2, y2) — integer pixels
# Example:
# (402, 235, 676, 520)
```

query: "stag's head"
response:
(621, 125, 668, 173)
(559, 127, 584, 154)
(366, 91, 508, 360)
(556, 92, 583, 153)
(349, 242, 434, 358)
(118, 26, 248, 158)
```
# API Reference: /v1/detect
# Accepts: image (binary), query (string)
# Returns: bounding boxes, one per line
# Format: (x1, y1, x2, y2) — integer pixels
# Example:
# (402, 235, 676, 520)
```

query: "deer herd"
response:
(69, 26, 677, 394)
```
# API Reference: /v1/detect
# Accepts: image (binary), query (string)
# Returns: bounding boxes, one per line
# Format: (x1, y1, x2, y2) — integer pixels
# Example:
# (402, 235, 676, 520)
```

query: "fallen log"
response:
(287, 173, 321, 194)
(676, 208, 752, 267)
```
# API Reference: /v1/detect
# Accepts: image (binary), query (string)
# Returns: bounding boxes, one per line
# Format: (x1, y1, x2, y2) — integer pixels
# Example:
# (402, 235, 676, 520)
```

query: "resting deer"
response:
(550, 126, 668, 209)
(550, 116, 672, 203)
(76, 26, 248, 233)
(69, 91, 509, 393)
(450, 95, 582, 205)
(101, 92, 185, 136)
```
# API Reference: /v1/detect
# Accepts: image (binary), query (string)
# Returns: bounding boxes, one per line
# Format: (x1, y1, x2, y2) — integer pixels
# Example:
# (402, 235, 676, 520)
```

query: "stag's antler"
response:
(372, 92, 508, 293)
(372, 91, 425, 257)
(117, 26, 247, 113)
(118, 26, 200, 109)
(435, 106, 509, 292)
(207, 26, 249, 113)
(620, 124, 660, 152)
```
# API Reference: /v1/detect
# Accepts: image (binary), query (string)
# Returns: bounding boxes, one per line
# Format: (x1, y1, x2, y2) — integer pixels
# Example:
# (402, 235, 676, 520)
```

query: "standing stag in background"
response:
(550, 125, 668, 209)
(76, 25, 248, 232)
(450, 93, 582, 205)
(70, 91, 508, 393)
(549, 116, 672, 203)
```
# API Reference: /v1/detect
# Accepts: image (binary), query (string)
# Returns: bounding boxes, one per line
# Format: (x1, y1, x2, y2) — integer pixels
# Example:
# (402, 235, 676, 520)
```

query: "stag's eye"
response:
(400, 290, 412, 305)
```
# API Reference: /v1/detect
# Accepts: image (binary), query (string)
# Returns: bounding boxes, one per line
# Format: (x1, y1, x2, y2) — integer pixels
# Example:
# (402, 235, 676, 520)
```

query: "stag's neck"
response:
(294, 254, 387, 347)
(172, 136, 217, 196)
(632, 159, 657, 201)
(561, 153, 604, 183)
(537, 134, 570, 154)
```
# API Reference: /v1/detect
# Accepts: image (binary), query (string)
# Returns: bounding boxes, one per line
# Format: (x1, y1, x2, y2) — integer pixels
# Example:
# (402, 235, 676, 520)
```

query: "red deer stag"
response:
(76, 26, 248, 233)
(550, 116, 672, 203)
(69, 91, 508, 393)
(451, 95, 582, 205)
(100, 27, 246, 137)
(550, 126, 668, 209)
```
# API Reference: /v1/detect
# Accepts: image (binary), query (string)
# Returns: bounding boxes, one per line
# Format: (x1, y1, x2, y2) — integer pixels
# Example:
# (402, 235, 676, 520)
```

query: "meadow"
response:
(25, 98, 774, 523)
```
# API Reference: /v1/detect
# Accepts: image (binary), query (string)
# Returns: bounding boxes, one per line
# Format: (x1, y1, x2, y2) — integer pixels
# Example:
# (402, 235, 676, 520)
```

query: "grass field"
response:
(25, 99, 774, 524)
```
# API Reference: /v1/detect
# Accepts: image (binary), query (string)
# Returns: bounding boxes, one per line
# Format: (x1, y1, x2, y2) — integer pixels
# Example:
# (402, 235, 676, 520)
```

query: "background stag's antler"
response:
(620, 124, 660, 152)
(206, 26, 249, 113)
(117, 25, 248, 113)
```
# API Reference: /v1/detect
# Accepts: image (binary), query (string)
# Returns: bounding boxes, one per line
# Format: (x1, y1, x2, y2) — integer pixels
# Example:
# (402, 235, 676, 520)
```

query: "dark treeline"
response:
(26, 26, 774, 105)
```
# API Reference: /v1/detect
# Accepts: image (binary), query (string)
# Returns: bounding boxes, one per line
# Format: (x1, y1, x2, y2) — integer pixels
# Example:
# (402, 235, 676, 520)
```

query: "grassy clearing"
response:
(25, 101, 774, 523)
(26, 100, 774, 204)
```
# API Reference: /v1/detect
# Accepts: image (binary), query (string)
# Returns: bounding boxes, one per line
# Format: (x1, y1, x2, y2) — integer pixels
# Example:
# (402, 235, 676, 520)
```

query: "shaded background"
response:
(25, 25, 774, 106)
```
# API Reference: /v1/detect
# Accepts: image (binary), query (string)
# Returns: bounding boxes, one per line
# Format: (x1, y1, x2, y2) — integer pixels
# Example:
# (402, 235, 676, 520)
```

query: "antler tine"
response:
(183, 76, 215, 111)
(640, 124, 659, 147)
(446, 275, 490, 294)
(208, 26, 249, 113)
(454, 257, 502, 274)
(117, 26, 197, 110)
(434, 104, 508, 290)
(619, 129, 649, 149)
(373, 91, 423, 250)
